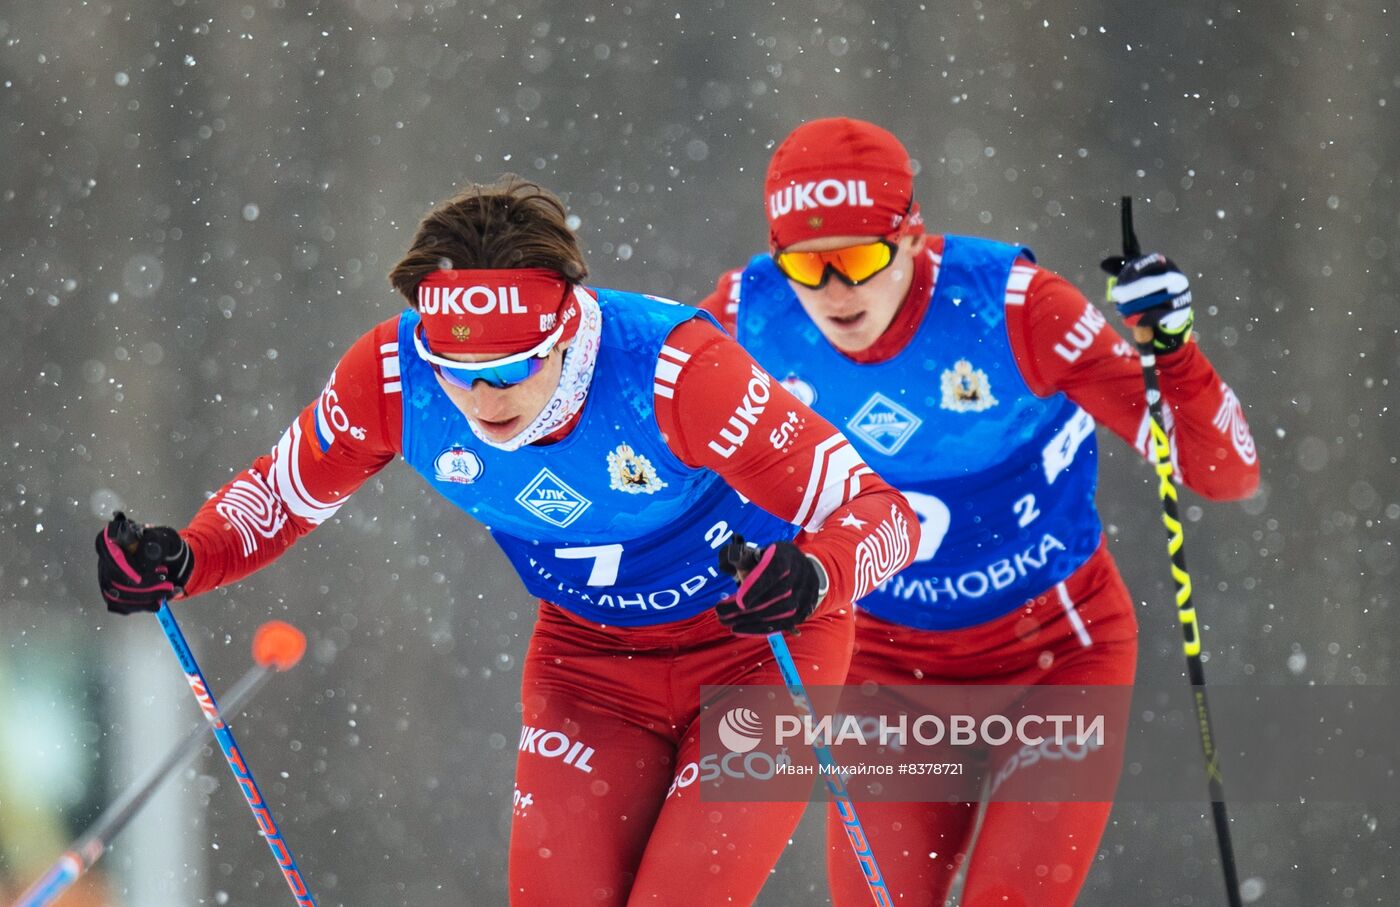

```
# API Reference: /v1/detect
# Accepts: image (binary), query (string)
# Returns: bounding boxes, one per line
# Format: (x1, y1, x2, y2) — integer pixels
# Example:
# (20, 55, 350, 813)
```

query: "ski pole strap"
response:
(155, 602, 317, 907)
(766, 632, 894, 907)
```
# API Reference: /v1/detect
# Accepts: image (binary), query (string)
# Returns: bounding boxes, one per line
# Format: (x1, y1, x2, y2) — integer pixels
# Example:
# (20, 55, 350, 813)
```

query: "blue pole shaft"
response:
(155, 602, 316, 906)
(11, 665, 272, 907)
(766, 632, 893, 907)
(10, 855, 81, 907)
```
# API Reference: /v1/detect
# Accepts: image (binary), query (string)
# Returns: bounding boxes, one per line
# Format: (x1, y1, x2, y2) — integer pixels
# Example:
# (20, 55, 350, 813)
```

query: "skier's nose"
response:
(469, 385, 517, 420)
(820, 277, 859, 301)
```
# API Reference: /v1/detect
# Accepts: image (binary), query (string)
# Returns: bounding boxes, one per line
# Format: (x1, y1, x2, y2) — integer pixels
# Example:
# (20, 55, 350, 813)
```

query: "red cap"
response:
(765, 117, 921, 250)
(417, 268, 580, 356)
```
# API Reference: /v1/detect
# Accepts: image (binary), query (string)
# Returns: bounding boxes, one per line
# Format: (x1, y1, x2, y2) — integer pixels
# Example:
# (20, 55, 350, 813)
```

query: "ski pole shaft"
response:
(1119, 196, 1243, 907)
(155, 603, 316, 907)
(767, 632, 893, 907)
(12, 665, 274, 907)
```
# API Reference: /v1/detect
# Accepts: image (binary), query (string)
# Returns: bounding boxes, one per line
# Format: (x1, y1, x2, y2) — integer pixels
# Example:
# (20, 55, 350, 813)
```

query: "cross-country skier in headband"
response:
(94, 177, 919, 905)
(701, 118, 1260, 907)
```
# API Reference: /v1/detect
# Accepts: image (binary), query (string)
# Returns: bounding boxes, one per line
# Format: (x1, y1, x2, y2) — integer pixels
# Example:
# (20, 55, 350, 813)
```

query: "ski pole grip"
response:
(1121, 195, 1141, 258)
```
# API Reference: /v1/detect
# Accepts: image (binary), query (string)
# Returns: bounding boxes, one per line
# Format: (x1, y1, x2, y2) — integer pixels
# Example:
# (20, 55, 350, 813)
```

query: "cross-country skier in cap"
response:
(700, 118, 1260, 906)
(94, 177, 919, 905)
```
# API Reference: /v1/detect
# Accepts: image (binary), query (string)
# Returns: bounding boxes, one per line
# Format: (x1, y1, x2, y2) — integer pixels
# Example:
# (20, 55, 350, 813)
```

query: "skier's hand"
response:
(715, 534, 828, 636)
(95, 511, 194, 615)
(1100, 252, 1194, 355)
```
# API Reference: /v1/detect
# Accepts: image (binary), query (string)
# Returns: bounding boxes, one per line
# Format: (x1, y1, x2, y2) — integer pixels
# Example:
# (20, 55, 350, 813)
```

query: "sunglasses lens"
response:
(417, 323, 555, 390)
(774, 251, 831, 288)
(775, 240, 896, 288)
(436, 357, 545, 389)
(831, 241, 894, 284)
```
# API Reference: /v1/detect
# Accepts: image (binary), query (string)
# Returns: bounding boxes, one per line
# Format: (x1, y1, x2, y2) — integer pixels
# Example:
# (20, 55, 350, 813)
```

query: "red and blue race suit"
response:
(703, 236, 1258, 907)
(176, 288, 919, 905)
(734, 237, 1102, 630)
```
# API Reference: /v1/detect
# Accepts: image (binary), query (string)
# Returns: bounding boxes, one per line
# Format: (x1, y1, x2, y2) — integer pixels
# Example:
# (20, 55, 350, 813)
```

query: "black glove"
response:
(1099, 252, 1195, 355)
(95, 511, 194, 615)
(715, 534, 828, 636)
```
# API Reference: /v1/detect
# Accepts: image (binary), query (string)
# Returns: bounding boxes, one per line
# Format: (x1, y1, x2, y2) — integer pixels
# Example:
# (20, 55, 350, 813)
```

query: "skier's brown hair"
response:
(389, 175, 590, 308)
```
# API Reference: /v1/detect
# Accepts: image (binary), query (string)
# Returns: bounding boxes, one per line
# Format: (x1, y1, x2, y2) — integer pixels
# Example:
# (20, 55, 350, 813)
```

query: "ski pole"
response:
(724, 539, 892, 906)
(767, 632, 893, 907)
(12, 620, 307, 907)
(153, 602, 316, 906)
(1114, 196, 1243, 907)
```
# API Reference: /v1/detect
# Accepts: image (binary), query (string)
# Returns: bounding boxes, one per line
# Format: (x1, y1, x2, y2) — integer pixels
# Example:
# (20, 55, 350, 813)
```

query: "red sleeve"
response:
(653, 319, 919, 609)
(1007, 268, 1260, 501)
(697, 269, 743, 335)
(179, 319, 404, 596)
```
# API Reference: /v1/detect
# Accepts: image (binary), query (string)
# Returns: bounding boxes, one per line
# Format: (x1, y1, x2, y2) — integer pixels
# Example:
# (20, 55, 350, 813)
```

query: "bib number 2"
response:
(1013, 494, 1040, 527)
(553, 520, 734, 587)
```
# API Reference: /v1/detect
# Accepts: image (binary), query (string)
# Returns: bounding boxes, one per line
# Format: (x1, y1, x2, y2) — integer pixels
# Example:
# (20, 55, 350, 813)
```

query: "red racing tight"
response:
(826, 540, 1138, 907)
(510, 601, 854, 906)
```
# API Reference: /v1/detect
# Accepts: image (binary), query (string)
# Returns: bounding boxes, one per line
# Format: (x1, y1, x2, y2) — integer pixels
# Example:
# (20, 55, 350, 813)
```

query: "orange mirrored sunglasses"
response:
(773, 237, 899, 289)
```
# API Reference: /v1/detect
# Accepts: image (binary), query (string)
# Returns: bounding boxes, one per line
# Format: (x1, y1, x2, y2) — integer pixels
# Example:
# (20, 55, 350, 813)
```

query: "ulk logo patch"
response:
(847, 392, 923, 455)
(516, 468, 592, 527)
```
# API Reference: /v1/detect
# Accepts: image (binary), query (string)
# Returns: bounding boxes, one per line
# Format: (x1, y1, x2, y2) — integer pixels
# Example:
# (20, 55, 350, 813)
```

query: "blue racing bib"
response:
(398, 290, 797, 626)
(736, 236, 1102, 629)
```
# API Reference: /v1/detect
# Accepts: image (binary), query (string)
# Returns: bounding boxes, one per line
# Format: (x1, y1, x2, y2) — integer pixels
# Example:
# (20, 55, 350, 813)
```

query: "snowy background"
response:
(1, 1, 1396, 904)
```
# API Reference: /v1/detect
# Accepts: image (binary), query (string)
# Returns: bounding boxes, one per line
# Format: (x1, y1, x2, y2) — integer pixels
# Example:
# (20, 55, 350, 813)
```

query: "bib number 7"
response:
(552, 520, 733, 587)
(553, 543, 624, 586)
